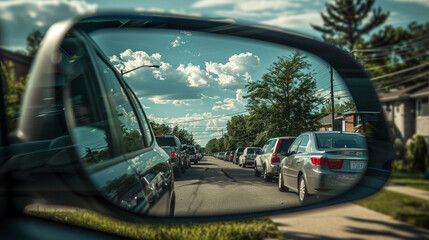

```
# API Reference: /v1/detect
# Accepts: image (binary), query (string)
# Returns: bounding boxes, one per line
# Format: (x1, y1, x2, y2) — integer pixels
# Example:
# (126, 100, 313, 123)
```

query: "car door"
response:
(284, 136, 303, 190)
(92, 51, 173, 216)
(292, 135, 310, 183)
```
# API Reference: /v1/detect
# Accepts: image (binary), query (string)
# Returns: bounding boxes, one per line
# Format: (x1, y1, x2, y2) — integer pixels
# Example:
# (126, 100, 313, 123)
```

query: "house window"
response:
(416, 98, 429, 117)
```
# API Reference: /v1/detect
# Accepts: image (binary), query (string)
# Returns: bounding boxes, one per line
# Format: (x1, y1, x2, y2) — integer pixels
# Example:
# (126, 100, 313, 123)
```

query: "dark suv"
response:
(156, 135, 187, 177)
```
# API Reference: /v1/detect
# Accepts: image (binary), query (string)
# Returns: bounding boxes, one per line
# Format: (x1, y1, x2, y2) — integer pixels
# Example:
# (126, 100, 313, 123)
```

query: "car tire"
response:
(263, 165, 273, 182)
(278, 170, 288, 192)
(254, 164, 261, 177)
(242, 162, 246, 168)
(298, 175, 308, 205)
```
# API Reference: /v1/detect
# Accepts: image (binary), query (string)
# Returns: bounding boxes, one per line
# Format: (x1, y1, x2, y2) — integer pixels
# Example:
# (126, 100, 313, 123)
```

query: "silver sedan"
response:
(278, 131, 368, 205)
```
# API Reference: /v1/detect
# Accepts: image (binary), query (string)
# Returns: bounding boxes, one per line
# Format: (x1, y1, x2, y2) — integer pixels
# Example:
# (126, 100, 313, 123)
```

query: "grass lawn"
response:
(388, 171, 429, 191)
(355, 189, 429, 229)
(26, 209, 284, 240)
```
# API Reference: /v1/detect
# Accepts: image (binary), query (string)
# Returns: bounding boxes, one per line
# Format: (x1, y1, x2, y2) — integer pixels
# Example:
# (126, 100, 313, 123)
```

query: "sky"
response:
(1, 0, 428, 146)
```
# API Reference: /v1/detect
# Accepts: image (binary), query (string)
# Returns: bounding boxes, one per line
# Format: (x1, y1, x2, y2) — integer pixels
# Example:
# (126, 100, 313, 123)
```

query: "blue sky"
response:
(1, 0, 428, 146)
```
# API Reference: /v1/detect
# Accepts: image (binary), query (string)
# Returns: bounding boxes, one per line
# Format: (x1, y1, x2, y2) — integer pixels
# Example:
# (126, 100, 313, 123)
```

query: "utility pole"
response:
(330, 66, 335, 131)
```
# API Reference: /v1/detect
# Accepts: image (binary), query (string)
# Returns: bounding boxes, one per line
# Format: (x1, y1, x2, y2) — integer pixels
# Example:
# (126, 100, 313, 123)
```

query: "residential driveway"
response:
(271, 203, 429, 240)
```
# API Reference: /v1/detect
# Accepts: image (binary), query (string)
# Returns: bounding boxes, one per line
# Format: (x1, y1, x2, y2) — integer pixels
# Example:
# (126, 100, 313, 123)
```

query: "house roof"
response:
(377, 82, 429, 102)
(0, 48, 33, 65)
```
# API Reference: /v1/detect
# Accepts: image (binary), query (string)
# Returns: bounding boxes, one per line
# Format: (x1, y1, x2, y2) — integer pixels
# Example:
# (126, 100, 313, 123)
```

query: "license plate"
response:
(350, 161, 366, 170)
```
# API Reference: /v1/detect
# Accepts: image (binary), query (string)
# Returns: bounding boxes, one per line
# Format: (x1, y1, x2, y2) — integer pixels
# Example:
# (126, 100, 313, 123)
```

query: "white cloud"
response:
(205, 52, 260, 87)
(212, 89, 245, 111)
(148, 97, 192, 106)
(236, 1, 301, 12)
(110, 49, 258, 101)
(171, 36, 186, 48)
(192, 0, 236, 8)
(148, 112, 231, 128)
(262, 11, 321, 30)
(391, 0, 429, 7)
(0, 0, 98, 49)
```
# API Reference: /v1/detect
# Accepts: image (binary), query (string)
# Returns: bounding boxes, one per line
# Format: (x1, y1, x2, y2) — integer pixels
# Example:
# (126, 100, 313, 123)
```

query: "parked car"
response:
(254, 137, 296, 182)
(278, 132, 368, 205)
(156, 135, 187, 177)
(233, 147, 246, 164)
(239, 147, 262, 168)
(223, 151, 230, 161)
(228, 151, 234, 162)
(184, 145, 198, 164)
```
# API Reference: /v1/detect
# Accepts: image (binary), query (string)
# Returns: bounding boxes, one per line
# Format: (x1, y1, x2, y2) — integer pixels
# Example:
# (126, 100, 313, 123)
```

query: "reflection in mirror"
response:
(14, 20, 376, 218)
(78, 27, 370, 216)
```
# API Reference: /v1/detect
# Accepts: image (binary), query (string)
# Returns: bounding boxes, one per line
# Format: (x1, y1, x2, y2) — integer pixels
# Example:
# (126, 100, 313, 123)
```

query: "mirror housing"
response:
(1, 12, 393, 222)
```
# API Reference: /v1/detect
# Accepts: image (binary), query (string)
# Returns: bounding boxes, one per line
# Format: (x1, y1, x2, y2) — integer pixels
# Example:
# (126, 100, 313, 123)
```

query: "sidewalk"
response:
(271, 203, 429, 240)
(270, 185, 429, 240)
(384, 183, 429, 200)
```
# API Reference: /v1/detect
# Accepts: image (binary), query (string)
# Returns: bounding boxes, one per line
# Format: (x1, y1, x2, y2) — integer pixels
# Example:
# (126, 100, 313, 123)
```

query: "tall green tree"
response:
(311, 0, 389, 50)
(244, 51, 324, 138)
(26, 29, 44, 57)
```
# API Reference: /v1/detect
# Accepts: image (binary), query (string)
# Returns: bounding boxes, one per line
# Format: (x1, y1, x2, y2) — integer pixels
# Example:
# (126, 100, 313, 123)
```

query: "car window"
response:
(156, 137, 176, 146)
(126, 87, 153, 147)
(277, 138, 295, 155)
(297, 135, 309, 153)
(266, 140, 277, 153)
(289, 136, 303, 154)
(316, 133, 367, 149)
(95, 57, 144, 153)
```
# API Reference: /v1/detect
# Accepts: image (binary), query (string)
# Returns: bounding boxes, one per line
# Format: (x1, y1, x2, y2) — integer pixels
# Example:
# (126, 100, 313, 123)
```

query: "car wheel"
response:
(254, 164, 261, 177)
(242, 162, 246, 168)
(278, 170, 288, 192)
(263, 165, 273, 182)
(298, 175, 308, 205)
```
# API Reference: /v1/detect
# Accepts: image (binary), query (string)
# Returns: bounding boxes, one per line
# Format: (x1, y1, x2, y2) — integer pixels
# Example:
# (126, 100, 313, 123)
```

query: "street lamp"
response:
(120, 64, 160, 76)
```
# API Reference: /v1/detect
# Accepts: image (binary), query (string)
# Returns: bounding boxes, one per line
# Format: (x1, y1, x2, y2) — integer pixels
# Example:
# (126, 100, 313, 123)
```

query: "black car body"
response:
(0, 27, 175, 217)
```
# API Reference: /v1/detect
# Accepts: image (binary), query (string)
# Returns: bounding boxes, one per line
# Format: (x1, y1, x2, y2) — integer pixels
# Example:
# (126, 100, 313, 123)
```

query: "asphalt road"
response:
(174, 156, 301, 216)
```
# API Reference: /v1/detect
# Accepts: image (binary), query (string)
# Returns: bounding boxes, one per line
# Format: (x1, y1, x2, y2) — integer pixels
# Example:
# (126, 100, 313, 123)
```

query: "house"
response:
(0, 48, 33, 81)
(378, 82, 429, 148)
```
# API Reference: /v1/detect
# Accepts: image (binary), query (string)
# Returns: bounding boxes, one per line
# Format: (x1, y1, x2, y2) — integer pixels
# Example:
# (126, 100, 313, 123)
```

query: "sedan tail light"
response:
(171, 152, 176, 160)
(195, 153, 197, 159)
(271, 153, 280, 163)
(311, 158, 343, 169)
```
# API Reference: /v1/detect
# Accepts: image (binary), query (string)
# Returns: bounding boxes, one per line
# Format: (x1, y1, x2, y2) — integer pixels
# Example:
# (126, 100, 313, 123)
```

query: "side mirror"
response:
(2, 12, 393, 222)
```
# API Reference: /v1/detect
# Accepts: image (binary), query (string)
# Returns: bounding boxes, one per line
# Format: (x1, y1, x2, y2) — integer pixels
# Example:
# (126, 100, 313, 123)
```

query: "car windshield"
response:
(156, 137, 176, 146)
(316, 133, 367, 149)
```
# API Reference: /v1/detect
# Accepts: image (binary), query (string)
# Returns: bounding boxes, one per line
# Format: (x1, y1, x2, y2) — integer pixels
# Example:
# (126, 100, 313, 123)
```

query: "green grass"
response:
(388, 171, 429, 191)
(26, 209, 284, 240)
(356, 189, 429, 229)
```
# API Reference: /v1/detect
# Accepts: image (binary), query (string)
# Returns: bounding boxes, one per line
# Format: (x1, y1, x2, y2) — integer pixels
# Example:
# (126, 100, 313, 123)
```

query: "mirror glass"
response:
(61, 25, 370, 216)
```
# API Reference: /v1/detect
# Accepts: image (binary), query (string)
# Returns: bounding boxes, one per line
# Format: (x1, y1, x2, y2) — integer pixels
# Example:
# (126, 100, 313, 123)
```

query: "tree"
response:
(244, 51, 324, 138)
(26, 29, 44, 57)
(356, 21, 429, 89)
(149, 122, 195, 145)
(0, 61, 29, 131)
(225, 115, 250, 149)
(321, 99, 355, 116)
(311, 0, 389, 50)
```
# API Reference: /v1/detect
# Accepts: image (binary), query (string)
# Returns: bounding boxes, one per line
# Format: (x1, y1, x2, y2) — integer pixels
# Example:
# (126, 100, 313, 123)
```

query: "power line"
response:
(371, 62, 429, 81)
(163, 111, 248, 124)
